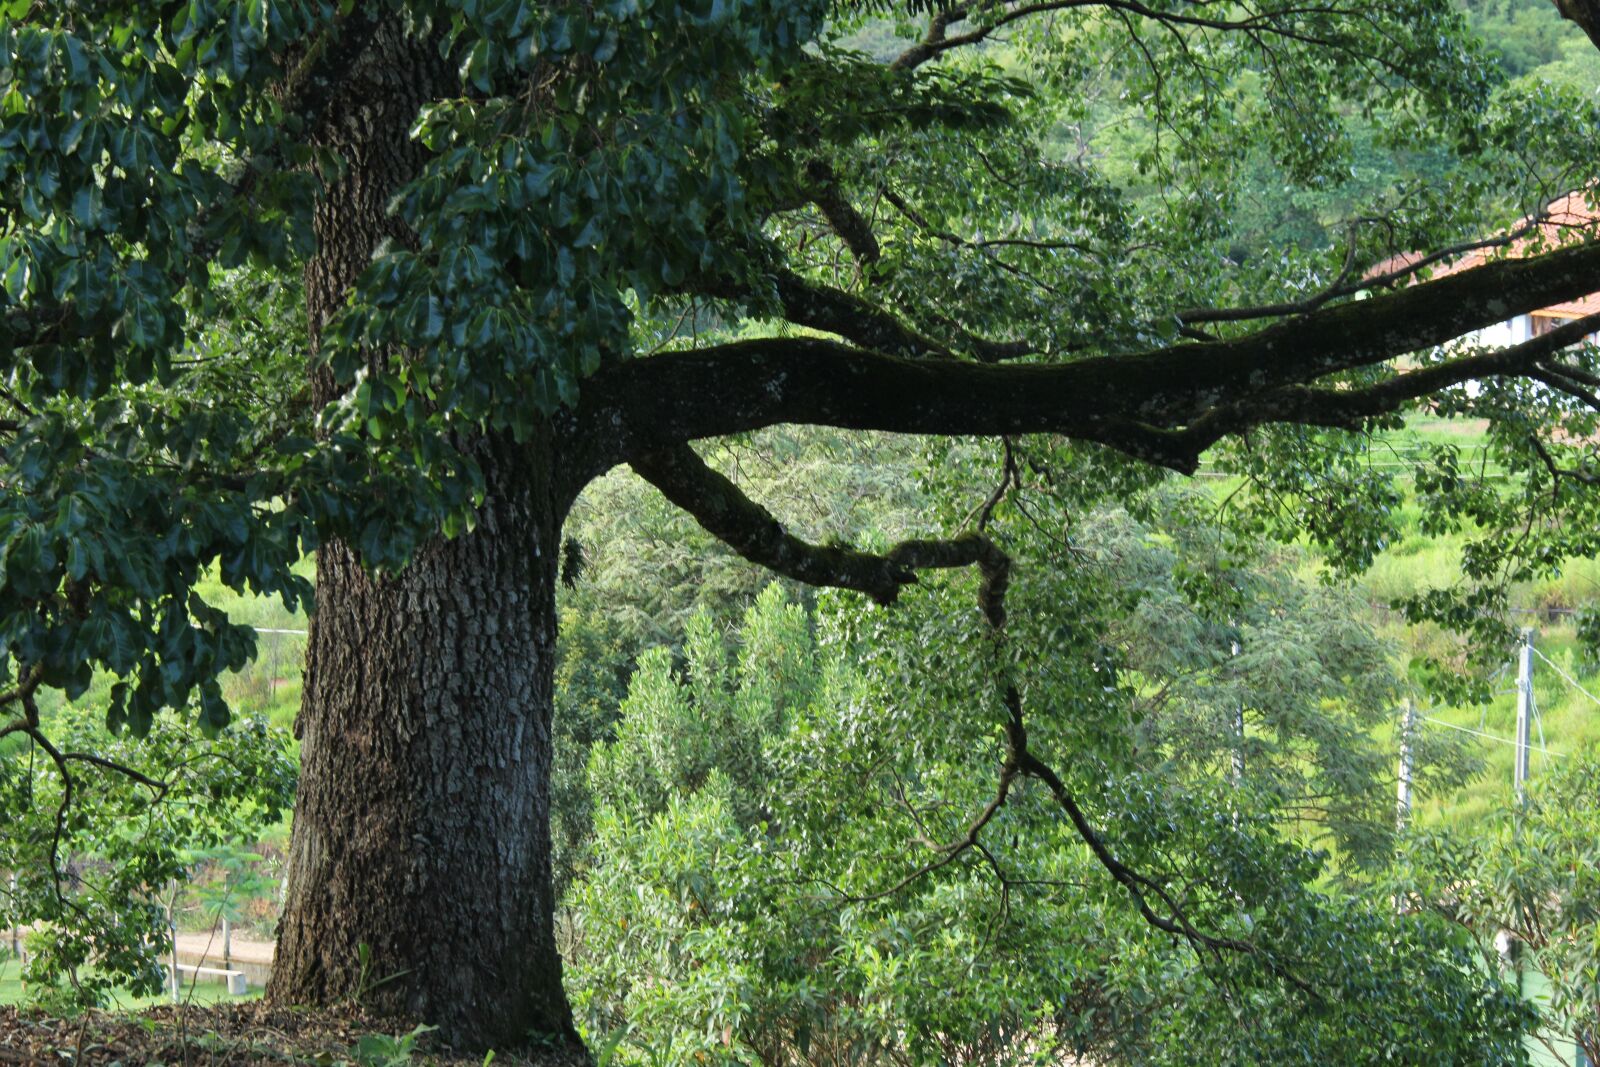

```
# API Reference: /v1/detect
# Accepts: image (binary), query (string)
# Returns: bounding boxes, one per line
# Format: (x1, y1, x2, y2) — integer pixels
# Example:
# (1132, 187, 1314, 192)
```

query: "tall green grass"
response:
(1344, 416, 1600, 828)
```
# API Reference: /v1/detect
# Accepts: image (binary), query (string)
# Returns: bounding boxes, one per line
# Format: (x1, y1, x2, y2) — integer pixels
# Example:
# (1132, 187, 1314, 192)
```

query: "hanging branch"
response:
(634, 440, 1266, 961)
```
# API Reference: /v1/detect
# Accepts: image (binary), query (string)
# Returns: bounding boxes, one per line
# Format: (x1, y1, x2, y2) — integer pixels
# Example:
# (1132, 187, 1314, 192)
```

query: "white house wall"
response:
(1467, 314, 1531, 348)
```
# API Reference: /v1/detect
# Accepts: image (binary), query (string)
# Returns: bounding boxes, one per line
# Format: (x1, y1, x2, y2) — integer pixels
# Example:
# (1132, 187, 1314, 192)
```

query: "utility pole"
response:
(168, 882, 181, 1004)
(1503, 628, 1537, 1014)
(1397, 699, 1415, 829)
(169, 908, 180, 1003)
(1231, 637, 1245, 787)
(1515, 628, 1534, 804)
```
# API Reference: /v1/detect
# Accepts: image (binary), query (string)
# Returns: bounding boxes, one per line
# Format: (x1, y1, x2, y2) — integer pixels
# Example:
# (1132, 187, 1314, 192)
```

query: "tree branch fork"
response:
(581, 238, 1600, 480)
(610, 233, 1600, 979)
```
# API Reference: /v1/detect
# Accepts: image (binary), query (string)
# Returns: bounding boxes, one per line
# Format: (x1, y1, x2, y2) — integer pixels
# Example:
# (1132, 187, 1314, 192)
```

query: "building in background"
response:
(1371, 189, 1600, 348)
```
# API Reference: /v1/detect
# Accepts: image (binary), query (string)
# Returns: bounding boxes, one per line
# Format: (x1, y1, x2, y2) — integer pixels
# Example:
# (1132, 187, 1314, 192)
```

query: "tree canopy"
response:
(2, 0, 1598, 734)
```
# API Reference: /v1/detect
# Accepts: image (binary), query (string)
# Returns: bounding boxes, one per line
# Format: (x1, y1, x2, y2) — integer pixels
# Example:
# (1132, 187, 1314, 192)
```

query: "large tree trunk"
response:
(264, 18, 580, 1049)
(269, 437, 577, 1048)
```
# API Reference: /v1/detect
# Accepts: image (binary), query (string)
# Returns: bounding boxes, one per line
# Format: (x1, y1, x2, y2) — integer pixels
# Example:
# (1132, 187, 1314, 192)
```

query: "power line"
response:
(1532, 646, 1600, 712)
(1416, 713, 1566, 757)
(1531, 687, 1551, 770)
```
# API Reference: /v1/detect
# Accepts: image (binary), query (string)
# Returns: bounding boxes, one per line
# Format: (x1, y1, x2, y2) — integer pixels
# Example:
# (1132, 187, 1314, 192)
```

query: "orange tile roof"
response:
(1371, 190, 1600, 319)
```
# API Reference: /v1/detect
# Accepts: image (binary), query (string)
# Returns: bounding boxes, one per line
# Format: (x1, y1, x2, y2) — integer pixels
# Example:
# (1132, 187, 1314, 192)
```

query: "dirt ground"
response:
(0, 1003, 589, 1065)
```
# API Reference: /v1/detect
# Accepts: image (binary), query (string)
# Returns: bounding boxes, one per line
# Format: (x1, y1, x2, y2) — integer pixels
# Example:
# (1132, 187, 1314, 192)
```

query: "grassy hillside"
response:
(1348, 415, 1600, 827)
(1403, 623, 1600, 826)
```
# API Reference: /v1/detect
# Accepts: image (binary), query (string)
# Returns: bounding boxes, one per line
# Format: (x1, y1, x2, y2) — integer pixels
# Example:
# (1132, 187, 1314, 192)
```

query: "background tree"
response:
(565, 566, 1514, 1064)
(5, 0, 1600, 1050)
(0, 705, 293, 1009)
(1400, 750, 1600, 1065)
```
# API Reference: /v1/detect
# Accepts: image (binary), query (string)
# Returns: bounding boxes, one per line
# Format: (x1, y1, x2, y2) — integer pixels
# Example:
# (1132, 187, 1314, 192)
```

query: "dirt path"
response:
(0, 1003, 585, 1065)
(172, 932, 274, 967)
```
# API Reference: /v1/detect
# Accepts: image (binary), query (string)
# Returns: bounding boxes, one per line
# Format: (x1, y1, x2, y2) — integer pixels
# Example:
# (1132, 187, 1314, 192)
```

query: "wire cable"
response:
(1417, 713, 1566, 757)
(1531, 646, 1600, 711)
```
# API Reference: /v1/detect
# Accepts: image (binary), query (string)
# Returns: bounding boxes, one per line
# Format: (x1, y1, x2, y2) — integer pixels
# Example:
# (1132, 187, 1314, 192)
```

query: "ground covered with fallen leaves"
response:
(0, 1003, 590, 1065)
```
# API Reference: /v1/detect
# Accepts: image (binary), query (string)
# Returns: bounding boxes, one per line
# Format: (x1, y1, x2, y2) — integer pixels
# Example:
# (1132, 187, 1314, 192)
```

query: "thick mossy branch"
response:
(768, 271, 956, 360)
(587, 240, 1600, 472)
(697, 264, 1027, 364)
(1173, 310, 1600, 451)
(803, 161, 882, 268)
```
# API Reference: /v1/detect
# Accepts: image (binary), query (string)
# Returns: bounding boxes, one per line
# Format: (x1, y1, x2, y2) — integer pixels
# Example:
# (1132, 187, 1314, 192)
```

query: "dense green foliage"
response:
(1466, 0, 1600, 79)
(550, 437, 1531, 1063)
(0, 704, 293, 1008)
(4, 0, 1600, 1056)
(563, 577, 1526, 1064)
(1401, 751, 1600, 1064)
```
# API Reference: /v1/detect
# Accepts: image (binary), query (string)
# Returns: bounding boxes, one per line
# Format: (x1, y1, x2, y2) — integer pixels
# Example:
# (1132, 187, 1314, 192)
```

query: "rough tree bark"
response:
(270, 436, 576, 1048)
(1555, 0, 1600, 50)
(263, 19, 579, 1049)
